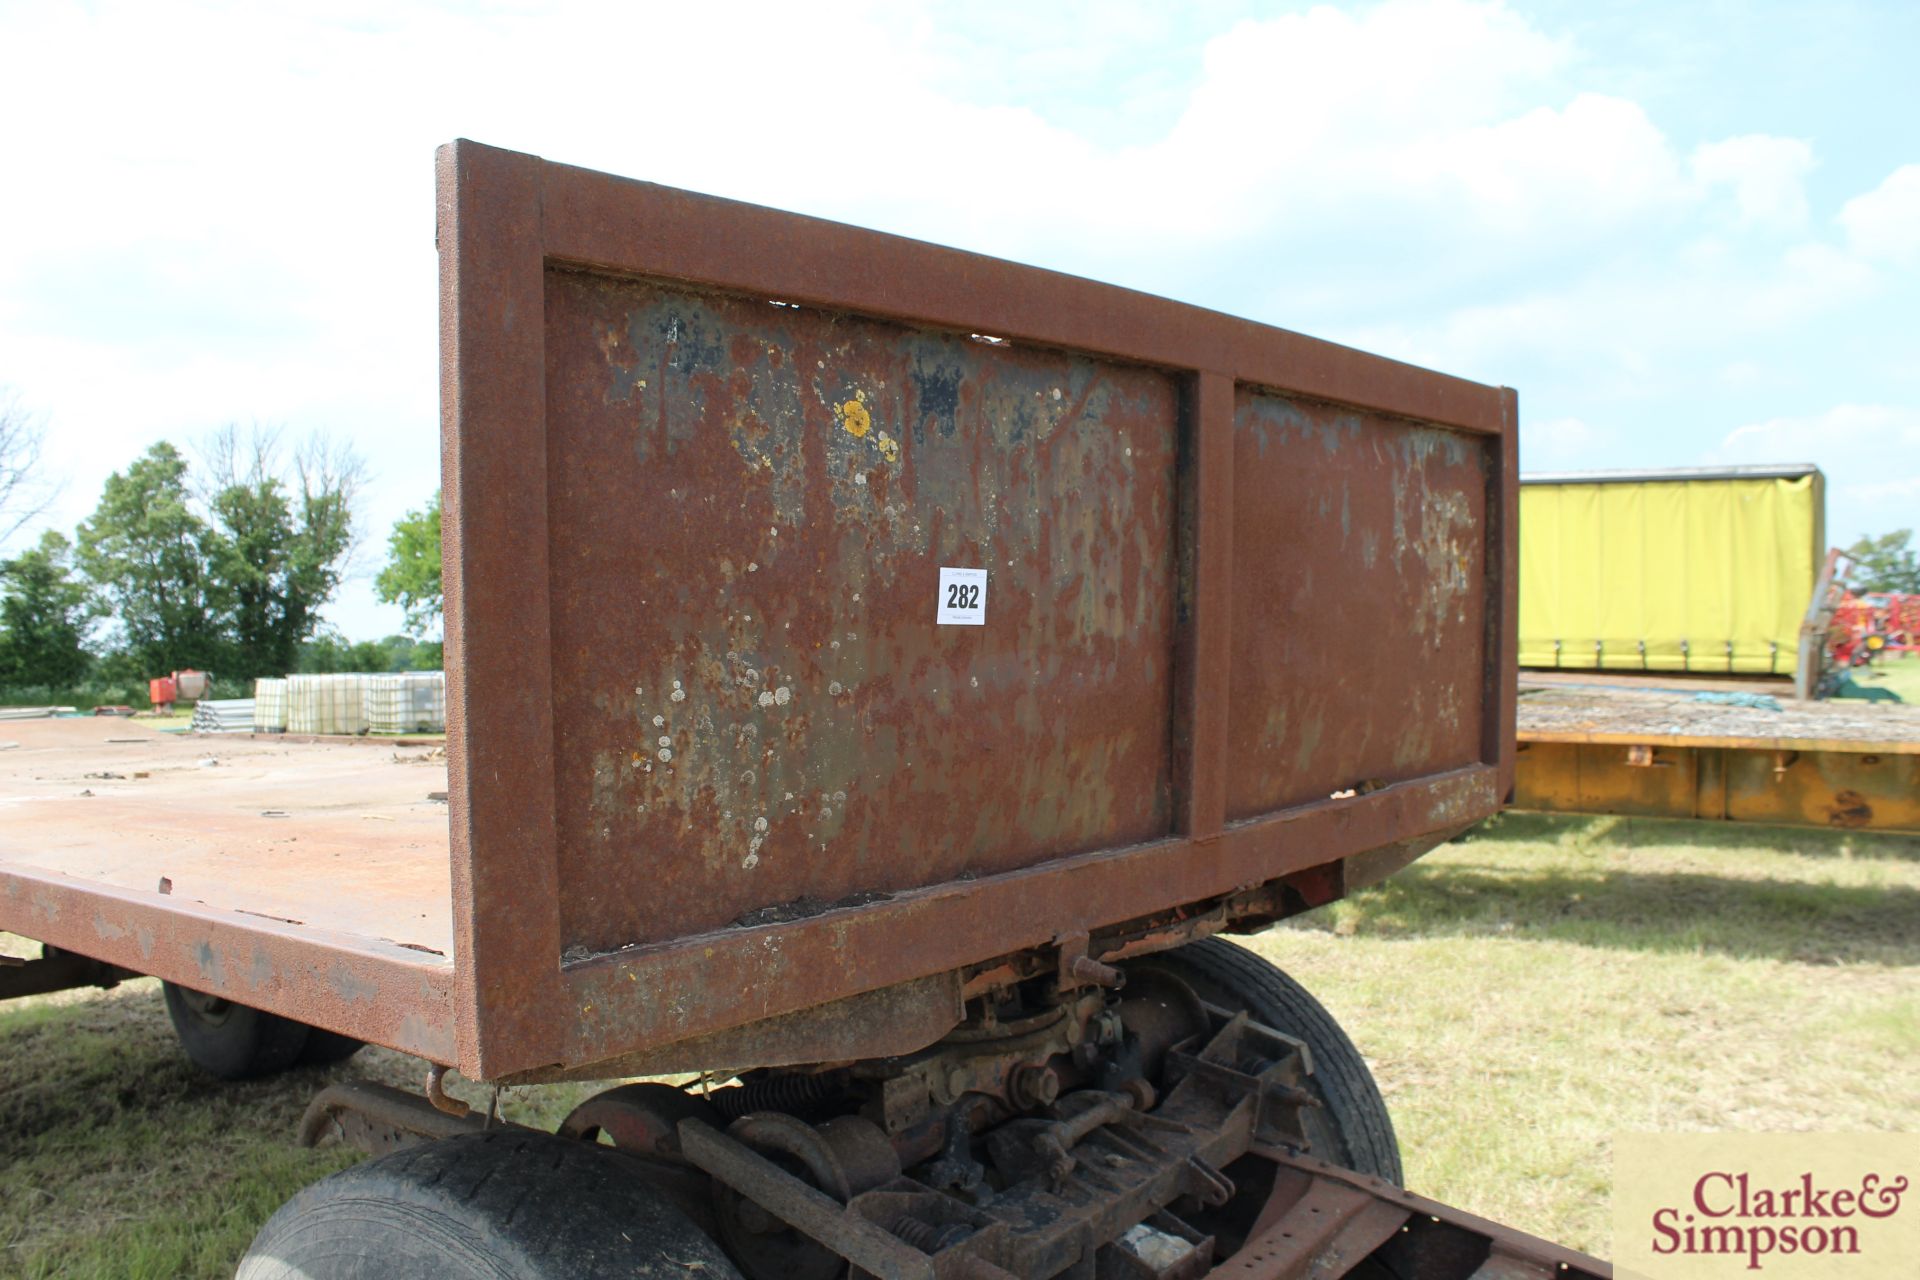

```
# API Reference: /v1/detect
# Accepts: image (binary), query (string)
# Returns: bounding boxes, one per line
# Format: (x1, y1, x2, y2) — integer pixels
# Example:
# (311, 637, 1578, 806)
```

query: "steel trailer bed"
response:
(0, 721, 456, 1057)
(0, 141, 1613, 1280)
(1514, 680, 1920, 833)
(1, 140, 1516, 1084)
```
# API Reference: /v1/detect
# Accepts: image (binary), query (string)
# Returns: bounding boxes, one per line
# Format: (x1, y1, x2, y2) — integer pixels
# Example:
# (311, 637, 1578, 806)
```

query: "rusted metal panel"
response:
(1174, 371, 1236, 840)
(0, 720, 456, 1057)
(0, 144, 1514, 1084)
(1225, 392, 1492, 818)
(0, 863, 456, 1059)
(438, 139, 1519, 1079)
(542, 269, 1179, 951)
(555, 767, 1495, 1067)
(438, 140, 569, 1074)
(536, 161, 1509, 440)
(507, 971, 967, 1084)
(1491, 389, 1521, 801)
(1513, 739, 1920, 833)
(1240, 1148, 1611, 1279)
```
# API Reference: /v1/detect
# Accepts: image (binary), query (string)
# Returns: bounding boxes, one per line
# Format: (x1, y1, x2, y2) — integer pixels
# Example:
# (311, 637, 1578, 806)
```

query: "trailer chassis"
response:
(293, 955, 1607, 1280)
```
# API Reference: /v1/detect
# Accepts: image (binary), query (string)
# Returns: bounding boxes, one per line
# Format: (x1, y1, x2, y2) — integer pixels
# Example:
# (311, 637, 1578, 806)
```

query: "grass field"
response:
(1854, 653, 1920, 702)
(2, 813, 1916, 1277)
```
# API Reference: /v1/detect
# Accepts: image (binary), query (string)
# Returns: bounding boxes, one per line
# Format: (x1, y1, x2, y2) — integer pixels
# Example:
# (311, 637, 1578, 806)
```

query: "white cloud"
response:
(1338, 231, 1879, 389)
(1690, 134, 1814, 231)
(1521, 415, 1613, 469)
(1398, 93, 1685, 237)
(1839, 164, 1920, 265)
(1716, 403, 1920, 460)
(1711, 405, 1920, 542)
(1847, 475, 1920, 505)
(0, 0, 1914, 631)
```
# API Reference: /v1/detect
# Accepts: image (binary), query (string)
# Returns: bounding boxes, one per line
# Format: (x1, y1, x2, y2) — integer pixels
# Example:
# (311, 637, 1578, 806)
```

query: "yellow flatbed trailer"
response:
(1514, 679, 1920, 833)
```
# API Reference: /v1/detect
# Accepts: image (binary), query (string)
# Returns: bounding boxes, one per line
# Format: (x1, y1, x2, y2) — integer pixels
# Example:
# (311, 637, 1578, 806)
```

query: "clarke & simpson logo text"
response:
(1648, 1170, 1908, 1270)
(1614, 1134, 1918, 1279)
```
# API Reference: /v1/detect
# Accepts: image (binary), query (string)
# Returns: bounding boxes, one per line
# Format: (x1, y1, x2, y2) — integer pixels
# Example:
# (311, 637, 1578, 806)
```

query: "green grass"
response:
(1242, 813, 1920, 1256)
(1855, 653, 1920, 702)
(0, 978, 600, 1279)
(3, 815, 1916, 1274)
(0, 684, 151, 711)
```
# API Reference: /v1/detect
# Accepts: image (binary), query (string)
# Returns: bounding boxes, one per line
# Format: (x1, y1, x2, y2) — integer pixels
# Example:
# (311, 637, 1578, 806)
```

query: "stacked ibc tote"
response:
(1518, 463, 1824, 680)
(251, 672, 446, 735)
(364, 672, 447, 734)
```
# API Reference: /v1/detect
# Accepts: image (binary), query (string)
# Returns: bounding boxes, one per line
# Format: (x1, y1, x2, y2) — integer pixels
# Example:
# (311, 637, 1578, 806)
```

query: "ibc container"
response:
(286, 674, 369, 736)
(365, 672, 446, 734)
(252, 678, 289, 733)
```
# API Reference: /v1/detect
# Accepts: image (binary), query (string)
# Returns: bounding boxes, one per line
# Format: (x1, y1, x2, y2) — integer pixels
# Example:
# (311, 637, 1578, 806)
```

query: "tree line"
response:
(0, 413, 447, 703)
(1, 386, 1913, 701)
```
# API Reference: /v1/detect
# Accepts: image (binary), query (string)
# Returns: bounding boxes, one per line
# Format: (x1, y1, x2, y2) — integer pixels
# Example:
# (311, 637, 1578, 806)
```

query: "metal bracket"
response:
(297, 1081, 506, 1156)
(1054, 932, 1125, 993)
(679, 1117, 940, 1280)
(0, 947, 136, 1001)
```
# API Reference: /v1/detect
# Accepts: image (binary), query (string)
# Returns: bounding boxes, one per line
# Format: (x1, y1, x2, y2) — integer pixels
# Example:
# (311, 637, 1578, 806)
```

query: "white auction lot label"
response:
(936, 567, 987, 626)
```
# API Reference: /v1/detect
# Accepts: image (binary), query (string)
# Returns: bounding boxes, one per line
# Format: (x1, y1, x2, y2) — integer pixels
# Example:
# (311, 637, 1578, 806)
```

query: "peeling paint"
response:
(544, 267, 1180, 952)
(194, 939, 225, 987)
(328, 962, 380, 1006)
(1227, 389, 1489, 819)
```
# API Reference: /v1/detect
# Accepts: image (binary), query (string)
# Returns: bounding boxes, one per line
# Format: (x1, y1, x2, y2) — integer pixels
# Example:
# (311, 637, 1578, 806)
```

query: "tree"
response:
(75, 442, 224, 678)
(1845, 529, 1920, 594)
(295, 631, 443, 674)
(202, 428, 363, 681)
(75, 432, 364, 682)
(0, 531, 93, 688)
(0, 388, 59, 545)
(375, 490, 443, 637)
(298, 630, 394, 674)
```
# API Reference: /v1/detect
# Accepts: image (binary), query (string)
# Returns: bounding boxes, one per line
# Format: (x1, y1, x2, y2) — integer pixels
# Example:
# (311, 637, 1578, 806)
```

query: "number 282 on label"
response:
(937, 567, 987, 626)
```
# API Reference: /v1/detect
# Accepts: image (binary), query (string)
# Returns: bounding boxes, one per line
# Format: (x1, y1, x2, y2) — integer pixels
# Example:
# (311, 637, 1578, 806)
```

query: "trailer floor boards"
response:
(1517, 684, 1920, 752)
(1515, 685, 1920, 833)
(0, 719, 457, 1058)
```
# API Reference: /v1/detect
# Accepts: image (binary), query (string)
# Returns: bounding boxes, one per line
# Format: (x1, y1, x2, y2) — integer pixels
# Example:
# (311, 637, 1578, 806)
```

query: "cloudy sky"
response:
(2, 0, 1914, 639)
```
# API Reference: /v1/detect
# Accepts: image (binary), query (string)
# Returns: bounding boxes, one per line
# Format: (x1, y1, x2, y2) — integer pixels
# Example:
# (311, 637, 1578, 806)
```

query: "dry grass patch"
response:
(1241, 813, 1920, 1256)
(2, 815, 1915, 1274)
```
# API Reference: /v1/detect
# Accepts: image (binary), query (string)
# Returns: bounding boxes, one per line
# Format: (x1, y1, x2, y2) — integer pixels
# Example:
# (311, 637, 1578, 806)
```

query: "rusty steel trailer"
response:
(1514, 681, 1920, 833)
(0, 141, 1610, 1279)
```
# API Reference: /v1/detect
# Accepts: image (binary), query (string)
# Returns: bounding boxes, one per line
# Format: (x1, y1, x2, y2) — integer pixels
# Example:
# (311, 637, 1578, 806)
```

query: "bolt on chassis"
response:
(0, 142, 1608, 1280)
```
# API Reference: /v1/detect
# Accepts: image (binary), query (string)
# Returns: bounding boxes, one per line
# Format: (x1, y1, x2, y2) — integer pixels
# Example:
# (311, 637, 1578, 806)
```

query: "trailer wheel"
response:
(299, 1028, 366, 1068)
(237, 1130, 743, 1279)
(162, 981, 312, 1080)
(1139, 938, 1403, 1184)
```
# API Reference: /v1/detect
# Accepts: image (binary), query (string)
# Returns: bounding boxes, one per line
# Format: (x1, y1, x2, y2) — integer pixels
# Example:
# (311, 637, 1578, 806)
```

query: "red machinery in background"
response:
(147, 668, 211, 713)
(1832, 593, 1919, 668)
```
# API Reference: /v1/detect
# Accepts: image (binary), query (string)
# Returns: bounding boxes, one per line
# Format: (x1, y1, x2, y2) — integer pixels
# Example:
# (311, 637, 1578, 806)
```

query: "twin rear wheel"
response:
(238, 1131, 744, 1280)
(236, 940, 1398, 1277)
(1131, 936, 1403, 1185)
(161, 981, 363, 1080)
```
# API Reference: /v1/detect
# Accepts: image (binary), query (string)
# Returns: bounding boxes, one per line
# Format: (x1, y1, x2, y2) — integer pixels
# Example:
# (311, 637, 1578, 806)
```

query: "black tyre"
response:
(1138, 937, 1403, 1184)
(299, 1028, 366, 1068)
(237, 1130, 743, 1280)
(162, 981, 311, 1080)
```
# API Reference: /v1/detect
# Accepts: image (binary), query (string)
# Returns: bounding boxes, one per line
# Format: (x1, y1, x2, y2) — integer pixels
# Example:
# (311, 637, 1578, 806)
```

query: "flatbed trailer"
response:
(0, 142, 1609, 1279)
(1514, 680, 1920, 833)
